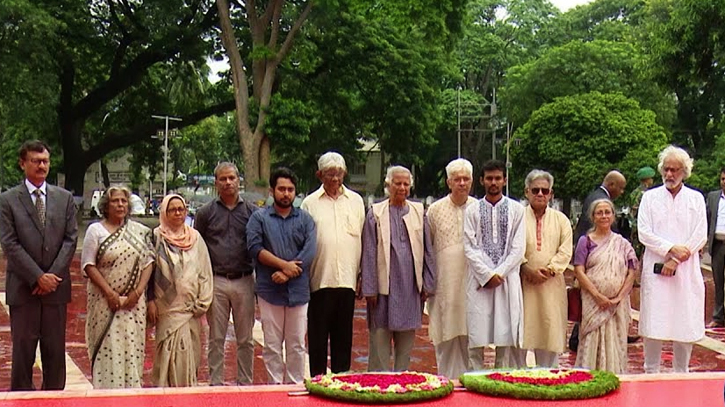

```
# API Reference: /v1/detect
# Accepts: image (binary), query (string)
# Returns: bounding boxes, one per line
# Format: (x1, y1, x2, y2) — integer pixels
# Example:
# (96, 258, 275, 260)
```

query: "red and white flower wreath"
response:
(461, 368, 620, 400)
(305, 371, 454, 403)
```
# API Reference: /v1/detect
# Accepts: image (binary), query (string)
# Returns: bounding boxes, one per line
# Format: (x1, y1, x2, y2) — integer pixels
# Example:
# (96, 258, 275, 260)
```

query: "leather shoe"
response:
(706, 321, 725, 329)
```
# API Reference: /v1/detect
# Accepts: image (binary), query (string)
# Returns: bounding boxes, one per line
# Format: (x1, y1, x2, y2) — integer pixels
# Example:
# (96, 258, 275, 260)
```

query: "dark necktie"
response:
(34, 189, 46, 226)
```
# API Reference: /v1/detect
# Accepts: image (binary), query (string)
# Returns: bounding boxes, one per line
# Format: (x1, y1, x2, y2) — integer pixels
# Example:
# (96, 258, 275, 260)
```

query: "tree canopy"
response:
(511, 91, 669, 204)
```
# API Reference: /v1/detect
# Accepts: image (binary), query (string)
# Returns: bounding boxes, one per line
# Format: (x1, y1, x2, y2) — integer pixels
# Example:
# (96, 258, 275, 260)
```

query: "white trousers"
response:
(469, 346, 526, 370)
(258, 298, 308, 384)
(515, 349, 559, 368)
(643, 338, 693, 373)
(434, 336, 474, 378)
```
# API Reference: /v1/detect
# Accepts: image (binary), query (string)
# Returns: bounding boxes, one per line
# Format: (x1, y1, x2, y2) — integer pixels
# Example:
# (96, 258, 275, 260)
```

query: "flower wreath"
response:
(460, 368, 620, 400)
(305, 371, 454, 403)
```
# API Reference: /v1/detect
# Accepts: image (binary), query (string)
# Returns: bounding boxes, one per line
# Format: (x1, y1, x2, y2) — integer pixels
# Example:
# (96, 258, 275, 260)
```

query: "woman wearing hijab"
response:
(150, 194, 213, 386)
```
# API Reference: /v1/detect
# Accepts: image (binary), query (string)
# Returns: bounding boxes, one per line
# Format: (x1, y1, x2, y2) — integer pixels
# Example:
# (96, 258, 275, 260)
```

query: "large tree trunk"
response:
(259, 136, 271, 188)
(216, 0, 312, 192)
(101, 160, 111, 188)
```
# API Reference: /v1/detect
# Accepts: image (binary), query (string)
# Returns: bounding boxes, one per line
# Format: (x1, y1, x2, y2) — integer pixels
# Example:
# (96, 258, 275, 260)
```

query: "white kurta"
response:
(637, 185, 707, 342)
(464, 196, 526, 348)
(426, 195, 476, 345)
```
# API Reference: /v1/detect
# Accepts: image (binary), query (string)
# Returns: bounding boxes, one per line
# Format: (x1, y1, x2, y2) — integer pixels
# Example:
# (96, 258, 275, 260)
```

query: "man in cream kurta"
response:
(638, 145, 707, 373)
(519, 170, 572, 367)
(427, 159, 477, 378)
(464, 160, 526, 369)
(301, 152, 365, 377)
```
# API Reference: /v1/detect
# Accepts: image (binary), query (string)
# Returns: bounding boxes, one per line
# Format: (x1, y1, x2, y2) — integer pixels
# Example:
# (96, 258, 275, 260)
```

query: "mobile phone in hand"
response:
(653, 263, 664, 274)
(653, 262, 676, 276)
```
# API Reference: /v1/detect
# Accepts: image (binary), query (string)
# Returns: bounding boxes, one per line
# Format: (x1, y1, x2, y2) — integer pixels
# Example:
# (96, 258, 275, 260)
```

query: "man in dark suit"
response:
(0, 140, 78, 391)
(573, 170, 627, 242)
(570, 170, 627, 351)
(706, 167, 725, 328)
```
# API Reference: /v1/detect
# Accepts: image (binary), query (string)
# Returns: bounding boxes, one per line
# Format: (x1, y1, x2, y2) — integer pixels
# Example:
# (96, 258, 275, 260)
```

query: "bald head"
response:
(602, 170, 626, 199)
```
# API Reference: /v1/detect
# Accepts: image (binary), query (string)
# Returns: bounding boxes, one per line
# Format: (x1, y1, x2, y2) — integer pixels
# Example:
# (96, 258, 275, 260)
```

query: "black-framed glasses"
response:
(167, 207, 187, 214)
(28, 158, 50, 166)
(530, 187, 550, 195)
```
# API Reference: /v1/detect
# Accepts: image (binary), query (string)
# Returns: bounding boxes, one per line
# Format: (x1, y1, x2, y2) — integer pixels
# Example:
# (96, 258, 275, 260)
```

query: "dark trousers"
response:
(10, 302, 67, 391)
(713, 240, 725, 324)
(307, 288, 355, 377)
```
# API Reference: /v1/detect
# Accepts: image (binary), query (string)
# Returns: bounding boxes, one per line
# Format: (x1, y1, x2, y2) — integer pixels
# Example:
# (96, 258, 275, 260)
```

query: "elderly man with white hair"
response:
(426, 158, 477, 378)
(301, 152, 365, 377)
(361, 165, 436, 372)
(638, 145, 707, 373)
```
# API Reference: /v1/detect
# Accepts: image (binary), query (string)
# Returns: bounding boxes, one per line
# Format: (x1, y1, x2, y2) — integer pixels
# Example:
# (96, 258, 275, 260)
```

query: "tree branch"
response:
(276, 0, 313, 63)
(246, 0, 259, 39)
(217, 0, 252, 133)
(260, 0, 279, 31)
(267, 0, 284, 49)
(85, 100, 236, 164)
(73, 5, 217, 122)
(118, 0, 149, 34)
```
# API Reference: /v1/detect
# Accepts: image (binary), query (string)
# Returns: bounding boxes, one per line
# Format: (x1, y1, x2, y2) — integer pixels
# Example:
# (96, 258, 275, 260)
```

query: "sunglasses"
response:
(530, 187, 550, 195)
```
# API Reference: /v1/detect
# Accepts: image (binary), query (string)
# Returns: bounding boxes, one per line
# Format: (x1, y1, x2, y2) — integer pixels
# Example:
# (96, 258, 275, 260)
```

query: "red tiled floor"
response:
(2, 253, 725, 391)
(2, 377, 725, 407)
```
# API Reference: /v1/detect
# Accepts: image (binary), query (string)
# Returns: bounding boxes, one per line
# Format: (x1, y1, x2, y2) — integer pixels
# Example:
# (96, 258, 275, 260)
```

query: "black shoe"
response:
(569, 323, 579, 352)
(627, 335, 640, 343)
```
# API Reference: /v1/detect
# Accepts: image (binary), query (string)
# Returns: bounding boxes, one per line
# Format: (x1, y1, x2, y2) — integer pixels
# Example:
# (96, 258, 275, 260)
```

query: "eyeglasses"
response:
(28, 158, 50, 166)
(167, 207, 187, 214)
(322, 170, 345, 180)
(663, 167, 682, 174)
(530, 187, 550, 196)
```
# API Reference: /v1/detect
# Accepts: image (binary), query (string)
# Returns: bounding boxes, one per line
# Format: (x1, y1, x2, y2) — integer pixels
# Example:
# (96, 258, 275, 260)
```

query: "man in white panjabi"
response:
(638, 145, 707, 373)
(519, 170, 572, 367)
(464, 160, 526, 369)
(427, 158, 477, 378)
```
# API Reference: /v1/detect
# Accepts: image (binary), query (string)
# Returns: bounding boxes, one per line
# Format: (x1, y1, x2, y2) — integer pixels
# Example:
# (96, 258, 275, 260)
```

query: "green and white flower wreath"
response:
(305, 371, 454, 404)
(460, 368, 620, 400)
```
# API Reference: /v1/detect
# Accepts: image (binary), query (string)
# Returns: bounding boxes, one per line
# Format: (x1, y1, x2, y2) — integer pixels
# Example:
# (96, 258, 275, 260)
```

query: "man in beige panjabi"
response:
(519, 170, 573, 367)
(426, 158, 477, 378)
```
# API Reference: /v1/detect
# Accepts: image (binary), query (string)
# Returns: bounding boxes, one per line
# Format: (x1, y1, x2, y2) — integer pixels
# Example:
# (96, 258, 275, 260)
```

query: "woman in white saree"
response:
(82, 187, 154, 388)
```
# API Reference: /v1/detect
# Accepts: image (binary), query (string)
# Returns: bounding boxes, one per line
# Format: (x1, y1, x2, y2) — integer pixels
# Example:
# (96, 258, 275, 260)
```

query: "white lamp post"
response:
(151, 115, 182, 196)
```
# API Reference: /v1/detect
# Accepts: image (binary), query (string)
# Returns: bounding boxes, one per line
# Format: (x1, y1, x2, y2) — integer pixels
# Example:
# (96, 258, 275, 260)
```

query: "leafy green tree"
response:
(215, 0, 467, 190)
(419, 0, 559, 196)
(643, 0, 725, 155)
(1, 0, 237, 195)
(541, 0, 646, 46)
(0, 0, 61, 188)
(511, 92, 669, 212)
(501, 40, 675, 130)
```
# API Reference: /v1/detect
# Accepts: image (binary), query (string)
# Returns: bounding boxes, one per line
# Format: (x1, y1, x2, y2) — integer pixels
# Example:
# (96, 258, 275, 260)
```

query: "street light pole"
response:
(152, 115, 182, 196)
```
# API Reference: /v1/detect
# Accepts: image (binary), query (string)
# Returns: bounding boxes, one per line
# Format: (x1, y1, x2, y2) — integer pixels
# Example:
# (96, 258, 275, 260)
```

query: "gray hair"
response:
(587, 198, 615, 230)
(317, 151, 347, 172)
(657, 145, 693, 180)
(214, 162, 240, 179)
(384, 165, 413, 195)
(445, 158, 473, 179)
(98, 186, 131, 220)
(524, 169, 554, 189)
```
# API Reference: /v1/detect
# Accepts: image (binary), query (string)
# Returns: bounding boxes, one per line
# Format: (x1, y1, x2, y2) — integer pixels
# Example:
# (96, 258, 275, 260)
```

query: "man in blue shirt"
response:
(247, 167, 316, 384)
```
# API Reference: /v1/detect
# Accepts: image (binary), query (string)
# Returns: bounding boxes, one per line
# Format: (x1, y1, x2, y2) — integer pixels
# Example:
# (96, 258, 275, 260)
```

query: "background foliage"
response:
(2, 0, 725, 208)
